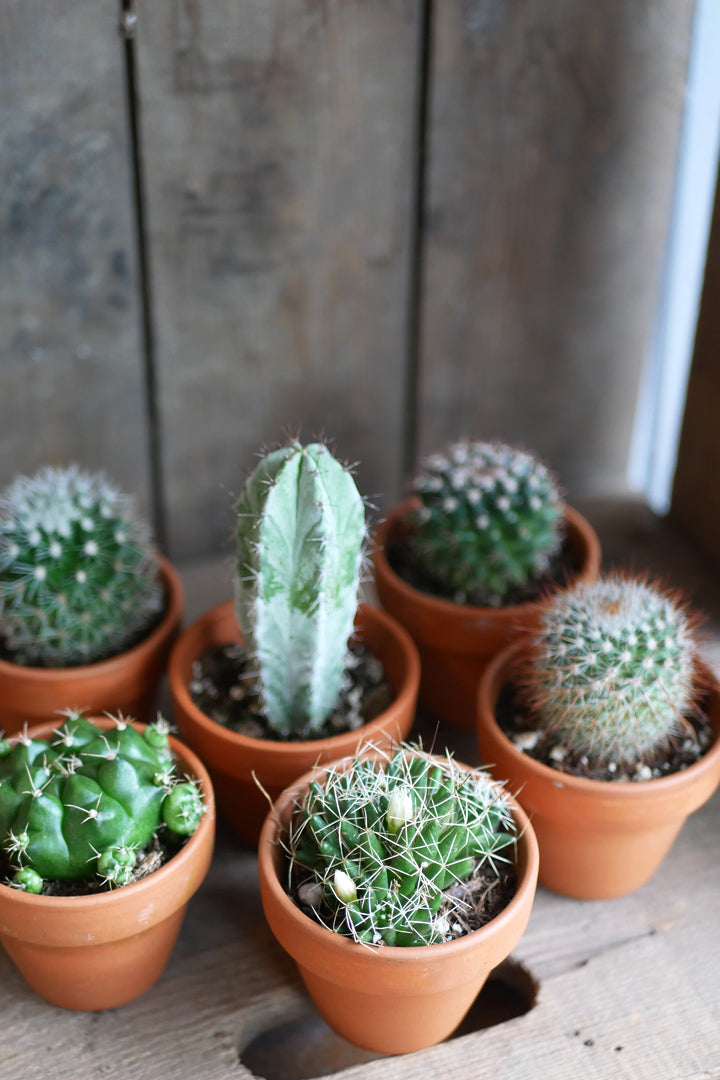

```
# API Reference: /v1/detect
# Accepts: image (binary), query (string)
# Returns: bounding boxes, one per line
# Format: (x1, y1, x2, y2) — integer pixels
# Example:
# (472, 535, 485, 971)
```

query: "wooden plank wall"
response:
(0, 1, 698, 561)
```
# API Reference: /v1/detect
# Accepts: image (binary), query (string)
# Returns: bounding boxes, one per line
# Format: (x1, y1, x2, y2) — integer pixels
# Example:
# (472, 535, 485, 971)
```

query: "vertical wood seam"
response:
(119, 0, 168, 550)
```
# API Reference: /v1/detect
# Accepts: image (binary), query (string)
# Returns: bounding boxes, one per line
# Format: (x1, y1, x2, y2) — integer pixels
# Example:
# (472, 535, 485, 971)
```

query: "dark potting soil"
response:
(290, 857, 518, 944)
(495, 685, 714, 783)
(189, 639, 395, 742)
(387, 531, 581, 609)
(0, 829, 188, 897)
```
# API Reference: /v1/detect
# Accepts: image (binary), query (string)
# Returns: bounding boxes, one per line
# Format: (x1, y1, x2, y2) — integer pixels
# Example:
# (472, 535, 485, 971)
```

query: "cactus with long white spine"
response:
(519, 574, 700, 765)
(289, 745, 516, 946)
(235, 441, 365, 737)
(0, 712, 205, 892)
(0, 466, 163, 666)
(409, 440, 563, 606)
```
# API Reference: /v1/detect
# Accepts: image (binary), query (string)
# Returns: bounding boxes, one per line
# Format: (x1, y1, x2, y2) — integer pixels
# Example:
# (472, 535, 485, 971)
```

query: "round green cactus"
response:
(235, 441, 365, 738)
(519, 574, 699, 766)
(0, 713, 205, 891)
(0, 465, 164, 666)
(409, 440, 563, 606)
(289, 745, 516, 946)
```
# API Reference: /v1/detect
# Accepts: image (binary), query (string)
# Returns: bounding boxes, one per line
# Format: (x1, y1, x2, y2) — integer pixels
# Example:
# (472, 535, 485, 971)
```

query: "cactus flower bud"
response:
(386, 785, 413, 832)
(333, 868, 357, 904)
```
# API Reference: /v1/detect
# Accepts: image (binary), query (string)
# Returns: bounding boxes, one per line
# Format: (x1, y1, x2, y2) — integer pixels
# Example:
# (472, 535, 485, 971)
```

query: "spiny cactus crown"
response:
(0, 712, 205, 893)
(235, 441, 365, 738)
(409, 440, 563, 606)
(0, 466, 163, 666)
(289, 745, 516, 946)
(519, 574, 699, 766)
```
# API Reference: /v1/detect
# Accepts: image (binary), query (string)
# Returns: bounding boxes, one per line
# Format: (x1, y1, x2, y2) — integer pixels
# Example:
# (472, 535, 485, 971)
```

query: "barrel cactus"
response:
(235, 441, 365, 738)
(518, 574, 700, 766)
(289, 745, 516, 946)
(0, 712, 205, 892)
(409, 440, 563, 606)
(0, 466, 163, 666)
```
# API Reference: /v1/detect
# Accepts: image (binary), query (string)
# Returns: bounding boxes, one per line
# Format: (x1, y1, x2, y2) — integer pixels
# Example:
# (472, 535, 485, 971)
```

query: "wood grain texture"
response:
(417, 0, 695, 498)
(135, 0, 420, 559)
(3, 497, 720, 1080)
(0, 2, 152, 513)
(671, 168, 720, 563)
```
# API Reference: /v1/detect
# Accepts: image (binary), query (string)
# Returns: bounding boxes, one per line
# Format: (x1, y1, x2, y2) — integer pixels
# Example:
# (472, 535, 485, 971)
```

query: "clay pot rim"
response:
(0, 554, 183, 683)
(372, 497, 602, 621)
(168, 600, 421, 760)
(258, 749, 540, 966)
(0, 714, 215, 914)
(479, 641, 720, 801)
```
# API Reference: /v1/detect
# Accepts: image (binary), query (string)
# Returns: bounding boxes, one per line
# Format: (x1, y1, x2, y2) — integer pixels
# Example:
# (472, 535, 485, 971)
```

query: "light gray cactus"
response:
(235, 441, 365, 737)
(409, 440, 563, 606)
(519, 574, 699, 765)
(0, 466, 163, 666)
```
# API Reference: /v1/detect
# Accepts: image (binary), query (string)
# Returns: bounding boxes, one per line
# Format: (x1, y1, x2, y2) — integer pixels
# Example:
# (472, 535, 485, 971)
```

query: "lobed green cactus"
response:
(518, 574, 699, 766)
(0, 466, 164, 666)
(0, 712, 204, 892)
(289, 745, 516, 946)
(409, 440, 563, 606)
(235, 441, 365, 738)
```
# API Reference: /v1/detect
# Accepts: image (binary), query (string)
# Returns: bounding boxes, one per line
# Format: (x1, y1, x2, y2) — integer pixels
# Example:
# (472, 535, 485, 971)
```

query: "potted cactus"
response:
(373, 440, 601, 728)
(0, 710, 214, 1009)
(477, 574, 720, 898)
(257, 742, 539, 1054)
(0, 466, 183, 735)
(169, 441, 420, 845)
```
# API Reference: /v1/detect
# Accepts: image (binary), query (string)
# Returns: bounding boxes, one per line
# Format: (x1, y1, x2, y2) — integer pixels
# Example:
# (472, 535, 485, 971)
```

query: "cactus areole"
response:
(0, 712, 205, 892)
(235, 442, 365, 738)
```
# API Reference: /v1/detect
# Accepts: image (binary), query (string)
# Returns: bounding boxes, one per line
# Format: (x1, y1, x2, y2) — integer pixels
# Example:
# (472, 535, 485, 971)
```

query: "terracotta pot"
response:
(0, 555, 184, 737)
(0, 715, 215, 1010)
(257, 751, 539, 1055)
(477, 643, 720, 899)
(372, 499, 601, 729)
(168, 601, 420, 847)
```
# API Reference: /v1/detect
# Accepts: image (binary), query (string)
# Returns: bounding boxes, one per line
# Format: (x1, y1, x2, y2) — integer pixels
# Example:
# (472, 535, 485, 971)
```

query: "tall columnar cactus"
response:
(289, 746, 516, 946)
(409, 440, 563, 606)
(235, 441, 365, 738)
(0, 466, 163, 666)
(0, 712, 205, 893)
(519, 574, 699, 766)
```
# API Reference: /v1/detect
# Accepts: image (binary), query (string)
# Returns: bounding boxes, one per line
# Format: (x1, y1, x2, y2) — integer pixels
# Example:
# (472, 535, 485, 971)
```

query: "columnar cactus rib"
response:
(235, 442, 365, 737)
(0, 713, 205, 891)
(0, 466, 163, 666)
(520, 575, 699, 765)
(409, 440, 563, 606)
(289, 746, 516, 946)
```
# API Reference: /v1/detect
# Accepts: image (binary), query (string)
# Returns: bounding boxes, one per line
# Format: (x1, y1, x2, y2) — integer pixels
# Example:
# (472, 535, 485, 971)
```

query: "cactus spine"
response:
(519, 575, 699, 765)
(0, 712, 204, 891)
(0, 466, 163, 666)
(235, 442, 365, 737)
(409, 440, 563, 606)
(289, 745, 516, 946)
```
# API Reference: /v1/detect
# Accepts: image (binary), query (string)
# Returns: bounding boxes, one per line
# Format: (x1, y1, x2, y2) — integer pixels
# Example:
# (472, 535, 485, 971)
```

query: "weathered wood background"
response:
(0, 0, 697, 560)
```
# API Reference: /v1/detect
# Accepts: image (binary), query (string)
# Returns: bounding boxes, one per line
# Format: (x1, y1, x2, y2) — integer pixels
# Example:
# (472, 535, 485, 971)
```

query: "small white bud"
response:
(386, 786, 414, 833)
(333, 869, 357, 904)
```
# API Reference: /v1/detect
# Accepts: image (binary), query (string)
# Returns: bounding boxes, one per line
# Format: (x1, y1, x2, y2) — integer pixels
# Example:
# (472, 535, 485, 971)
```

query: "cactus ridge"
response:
(0, 712, 205, 891)
(235, 441, 365, 737)
(289, 745, 516, 946)
(409, 440, 563, 606)
(520, 574, 699, 765)
(0, 466, 163, 666)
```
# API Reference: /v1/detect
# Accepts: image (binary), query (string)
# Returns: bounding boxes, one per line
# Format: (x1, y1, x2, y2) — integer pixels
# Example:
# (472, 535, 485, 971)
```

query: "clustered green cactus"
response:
(0, 466, 163, 666)
(288, 745, 516, 946)
(519, 574, 699, 766)
(235, 441, 366, 738)
(409, 440, 563, 606)
(0, 712, 205, 893)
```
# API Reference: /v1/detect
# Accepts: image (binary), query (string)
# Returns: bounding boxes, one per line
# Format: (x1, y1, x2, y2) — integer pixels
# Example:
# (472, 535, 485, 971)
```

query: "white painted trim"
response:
(628, 0, 720, 513)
